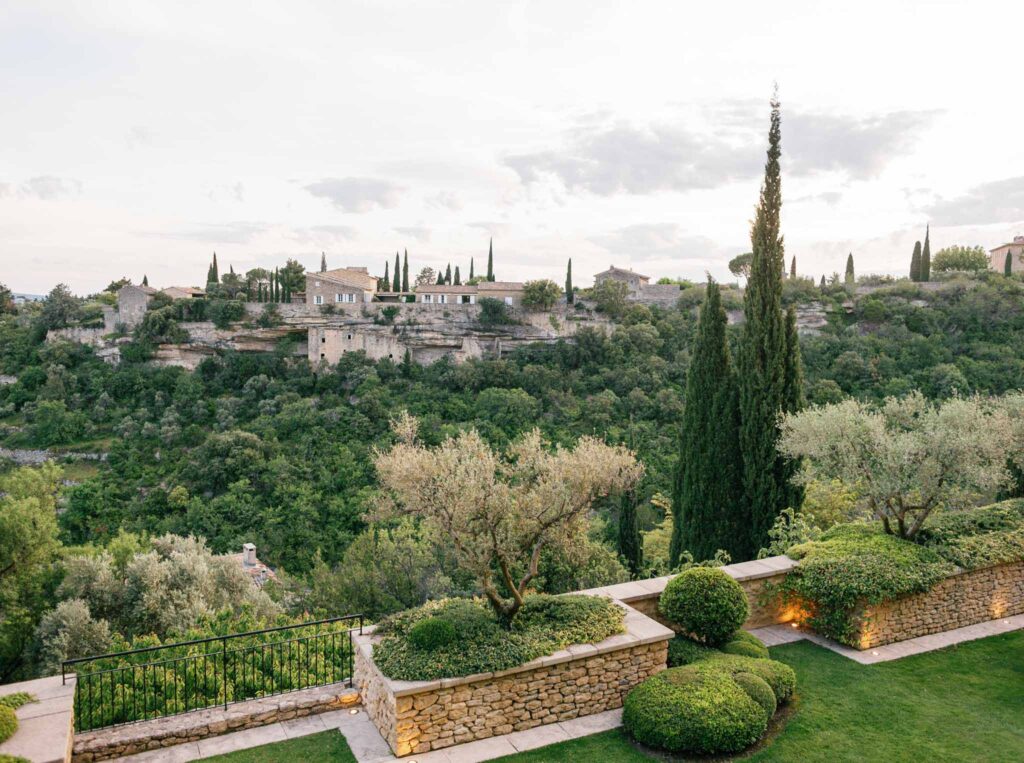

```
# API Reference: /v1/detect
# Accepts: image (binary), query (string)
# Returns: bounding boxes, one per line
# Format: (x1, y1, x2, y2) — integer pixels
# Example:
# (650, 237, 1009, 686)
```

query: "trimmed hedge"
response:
(374, 595, 625, 681)
(408, 617, 456, 651)
(700, 653, 797, 703)
(659, 567, 749, 646)
(667, 635, 716, 667)
(734, 672, 777, 718)
(0, 705, 16, 745)
(722, 629, 770, 659)
(622, 666, 767, 754)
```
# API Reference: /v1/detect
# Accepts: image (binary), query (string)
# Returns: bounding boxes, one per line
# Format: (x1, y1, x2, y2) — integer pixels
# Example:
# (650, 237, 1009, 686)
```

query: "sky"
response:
(3, 0, 1024, 295)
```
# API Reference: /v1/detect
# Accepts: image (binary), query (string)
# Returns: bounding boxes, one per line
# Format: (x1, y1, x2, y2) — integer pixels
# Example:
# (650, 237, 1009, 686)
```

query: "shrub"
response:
(0, 756, 31, 763)
(659, 567, 749, 646)
(0, 705, 16, 744)
(477, 298, 515, 326)
(722, 637, 769, 659)
(408, 617, 456, 651)
(0, 693, 32, 710)
(511, 594, 623, 645)
(701, 653, 797, 703)
(733, 672, 777, 718)
(623, 666, 768, 754)
(667, 635, 715, 667)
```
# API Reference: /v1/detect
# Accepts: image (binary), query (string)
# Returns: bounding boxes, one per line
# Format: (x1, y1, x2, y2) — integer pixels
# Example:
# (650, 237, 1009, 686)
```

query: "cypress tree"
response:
(454, 266, 461, 285)
(819, 274, 826, 288)
(283, 280, 291, 304)
(273, 269, 279, 302)
(565, 259, 574, 303)
(142, 274, 149, 287)
(671, 279, 744, 565)
(445, 263, 452, 284)
(844, 253, 855, 285)
(469, 258, 475, 280)
(782, 305, 805, 511)
(383, 260, 390, 288)
(487, 239, 494, 281)
(790, 256, 796, 279)
(736, 94, 791, 561)
(436, 270, 444, 285)
(1006, 250, 1013, 277)
(392, 252, 401, 292)
(211, 253, 219, 283)
(402, 250, 409, 292)
(617, 487, 643, 577)
(910, 241, 922, 281)
(320, 252, 327, 272)
(921, 224, 931, 281)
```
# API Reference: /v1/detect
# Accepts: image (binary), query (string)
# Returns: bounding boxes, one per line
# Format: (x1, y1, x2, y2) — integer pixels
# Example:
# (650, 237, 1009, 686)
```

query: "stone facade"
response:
(305, 269, 377, 306)
(116, 284, 156, 328)
(856, 560, 1024, 649)
(988, 235, 1024, 274)
(353, 603, 673, 757)
(72, 684, 359, 762)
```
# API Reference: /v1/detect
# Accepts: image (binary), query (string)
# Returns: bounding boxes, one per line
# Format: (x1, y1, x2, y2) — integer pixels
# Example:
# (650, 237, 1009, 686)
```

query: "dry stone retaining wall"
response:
(857, 560, 1024, 648)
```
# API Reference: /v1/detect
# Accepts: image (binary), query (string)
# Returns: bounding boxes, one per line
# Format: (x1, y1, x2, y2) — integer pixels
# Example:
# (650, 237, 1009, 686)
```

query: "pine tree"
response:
(1006, 250, 1014, 277)
(735, 94, 793, 561)
(383, 260, 390, 289)
(671, 279, 744, 565)
(617, 487, 643, 577)
(321, 252, 327, 272)
(402, 250, 409, 292)
(844, 253, 855, 285)
(392, 253, 401, 292)
(921, 224, 931, 281)
(790, 256, 796, 279)
(565, 259, 574, 303)
(469, 258, 475, 281)
(910, 241, 922, 281)
(142, 274, 149, 287)
(454, 266, 461, 285)
(782, 305, 805, 511)
(445, 263, 452, 284)
(487, 239, 494, 281)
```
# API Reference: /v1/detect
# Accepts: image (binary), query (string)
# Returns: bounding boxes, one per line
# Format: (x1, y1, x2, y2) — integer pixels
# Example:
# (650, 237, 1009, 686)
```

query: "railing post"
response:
(221, 636, 228, 711)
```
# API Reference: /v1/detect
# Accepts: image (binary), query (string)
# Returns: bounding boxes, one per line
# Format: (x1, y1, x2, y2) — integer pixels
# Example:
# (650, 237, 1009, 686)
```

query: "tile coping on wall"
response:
(353, 599, 675, 698)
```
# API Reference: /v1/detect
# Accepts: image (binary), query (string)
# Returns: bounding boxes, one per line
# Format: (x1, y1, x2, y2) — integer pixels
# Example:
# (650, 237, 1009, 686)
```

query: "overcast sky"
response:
(3, 0, 1024, 295)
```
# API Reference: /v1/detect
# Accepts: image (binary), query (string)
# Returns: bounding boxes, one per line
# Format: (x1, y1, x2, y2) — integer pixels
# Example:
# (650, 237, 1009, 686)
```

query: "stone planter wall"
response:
(71, 684, 359, 762)
(856, 560, 1024, 649)
(354, 603, 672, 757)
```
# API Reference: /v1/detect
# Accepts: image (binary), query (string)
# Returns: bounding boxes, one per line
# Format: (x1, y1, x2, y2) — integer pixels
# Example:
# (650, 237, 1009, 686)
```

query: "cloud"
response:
(288, 224, 359, 245)
(303, 177, 404, 212)
(926, 176, 1024, 226)
(157, 221, 268, 244)
(424, 190, 463, 211)
(0, 182, 11, 198)
(19, 176, 82, 200)
(792, 191, 843, 206)
(590, 224, 728, 260)
(127, 125, 153, 147)
(506, 105, 937, 196)
(467, 221, 510, 236)
(393, 226, 431, 243)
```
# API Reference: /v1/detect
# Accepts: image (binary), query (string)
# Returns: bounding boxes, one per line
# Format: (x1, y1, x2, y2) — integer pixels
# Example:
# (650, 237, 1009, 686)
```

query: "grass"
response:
(202, 730, 356, 762)
(492, 630, 1024, 762)
(57, 459, 101, 482)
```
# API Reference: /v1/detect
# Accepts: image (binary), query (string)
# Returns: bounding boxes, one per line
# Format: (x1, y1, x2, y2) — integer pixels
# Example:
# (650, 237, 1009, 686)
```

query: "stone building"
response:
(989, 236, 1024, 273)
(116, 284, 157, 327)
(415, 281, 525, 305)
(593, 265, 649, 297)
(305, 267, 378, 306)
(161, 286, 206, 300)
(593, 266, 680, 305)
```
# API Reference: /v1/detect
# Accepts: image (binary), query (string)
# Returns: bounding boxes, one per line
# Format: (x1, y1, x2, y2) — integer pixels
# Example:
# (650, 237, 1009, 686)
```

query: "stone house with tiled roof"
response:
(305, 267, 378, 306)
(989, 236, 1024, 274)
(416, 281, 525, 305)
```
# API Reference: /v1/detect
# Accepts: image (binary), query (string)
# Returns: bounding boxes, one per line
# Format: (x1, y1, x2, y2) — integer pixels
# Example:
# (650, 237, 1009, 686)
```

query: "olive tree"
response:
(778, 393, 1011, 539)
(521, 279, 562, 311)
(373, 414, 643, 624)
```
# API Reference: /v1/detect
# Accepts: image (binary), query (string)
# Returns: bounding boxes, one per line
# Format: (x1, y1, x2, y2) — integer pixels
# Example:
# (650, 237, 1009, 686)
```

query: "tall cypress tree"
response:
(142, 274, 149, 286)
(1006, 250, 1014, 277)
(565, 259, 574, 303)
(487, 239, 494, 281)
(436, 270, 444, 285)
(844, 253, 855, 285)
(211, 252, 219, 283)
(921, 225, 931, 281)
(782, 305, 805, 511)
(469, 257, 475, 281)
(383, 260, 390, 288)
(392, 252, 401, 292)
(402, 250, 409, 292)
(454, 266, 461, 285)
(445, 263, 452, 284)
(736, 95, 791, 561)
(790, 256, 796, 279)
(671, 279, 743, 565)
(819, 274, 826, 288)
(618, 487, 643, 578)
(320, 252, 327, 272)
(910, 241, 922, 281)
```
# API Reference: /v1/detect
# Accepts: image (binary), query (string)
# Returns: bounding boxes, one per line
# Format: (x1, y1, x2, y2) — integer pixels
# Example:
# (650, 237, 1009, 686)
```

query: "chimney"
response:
(242, 543, 256, 566)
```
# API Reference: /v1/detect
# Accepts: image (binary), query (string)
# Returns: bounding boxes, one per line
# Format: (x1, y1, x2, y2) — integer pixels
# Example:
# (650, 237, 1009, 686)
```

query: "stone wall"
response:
(72, 684, 359, 761)
(856, 560, 1024, 649)
(354, 603, 673, 757)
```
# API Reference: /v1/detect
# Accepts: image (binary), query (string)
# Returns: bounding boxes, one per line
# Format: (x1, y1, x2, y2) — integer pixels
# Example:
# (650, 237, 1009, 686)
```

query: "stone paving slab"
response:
(0, 674, 75, 763)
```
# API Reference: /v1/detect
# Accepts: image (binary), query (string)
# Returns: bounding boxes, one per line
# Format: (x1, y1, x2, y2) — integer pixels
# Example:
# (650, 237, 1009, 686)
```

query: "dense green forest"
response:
(2, 269, 1024, 680)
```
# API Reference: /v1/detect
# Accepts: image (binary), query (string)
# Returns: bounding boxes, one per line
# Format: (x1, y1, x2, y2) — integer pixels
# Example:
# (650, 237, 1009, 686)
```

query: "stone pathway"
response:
(750, 612, 1024, 665)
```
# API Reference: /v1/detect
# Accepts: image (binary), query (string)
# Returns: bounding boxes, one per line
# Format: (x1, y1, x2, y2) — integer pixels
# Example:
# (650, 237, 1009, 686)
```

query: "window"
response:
(321, 337, 326, 344)
(315, 281, 321, 287)
(314, 295, 323, 305)
(504, 297, 513, 305)
(422, 294, 433, 303)
(439, 294, 447, 304)
(336, 293, 355, 303)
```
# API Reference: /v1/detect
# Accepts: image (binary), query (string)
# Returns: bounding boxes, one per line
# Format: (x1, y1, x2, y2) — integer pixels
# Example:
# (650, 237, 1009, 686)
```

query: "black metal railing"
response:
(62, 615, 363, 732)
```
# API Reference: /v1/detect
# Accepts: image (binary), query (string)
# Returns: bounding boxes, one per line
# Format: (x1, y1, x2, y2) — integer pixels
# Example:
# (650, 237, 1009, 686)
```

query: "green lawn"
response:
(203, 730, 357, 762)
(201, 632, 1024, 762)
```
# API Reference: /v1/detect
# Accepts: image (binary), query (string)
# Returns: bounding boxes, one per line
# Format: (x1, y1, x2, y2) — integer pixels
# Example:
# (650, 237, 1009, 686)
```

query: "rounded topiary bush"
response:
(704, 654, 797, 703)
(667, 635, 716, 667)
(622, 667, 768, 754)
(0, 704, 17, 745)
(722, 631, 769, 659)
(733, 672, 777, 718)
(659, 567, 749, 646)
(408, 617, 457, 651)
